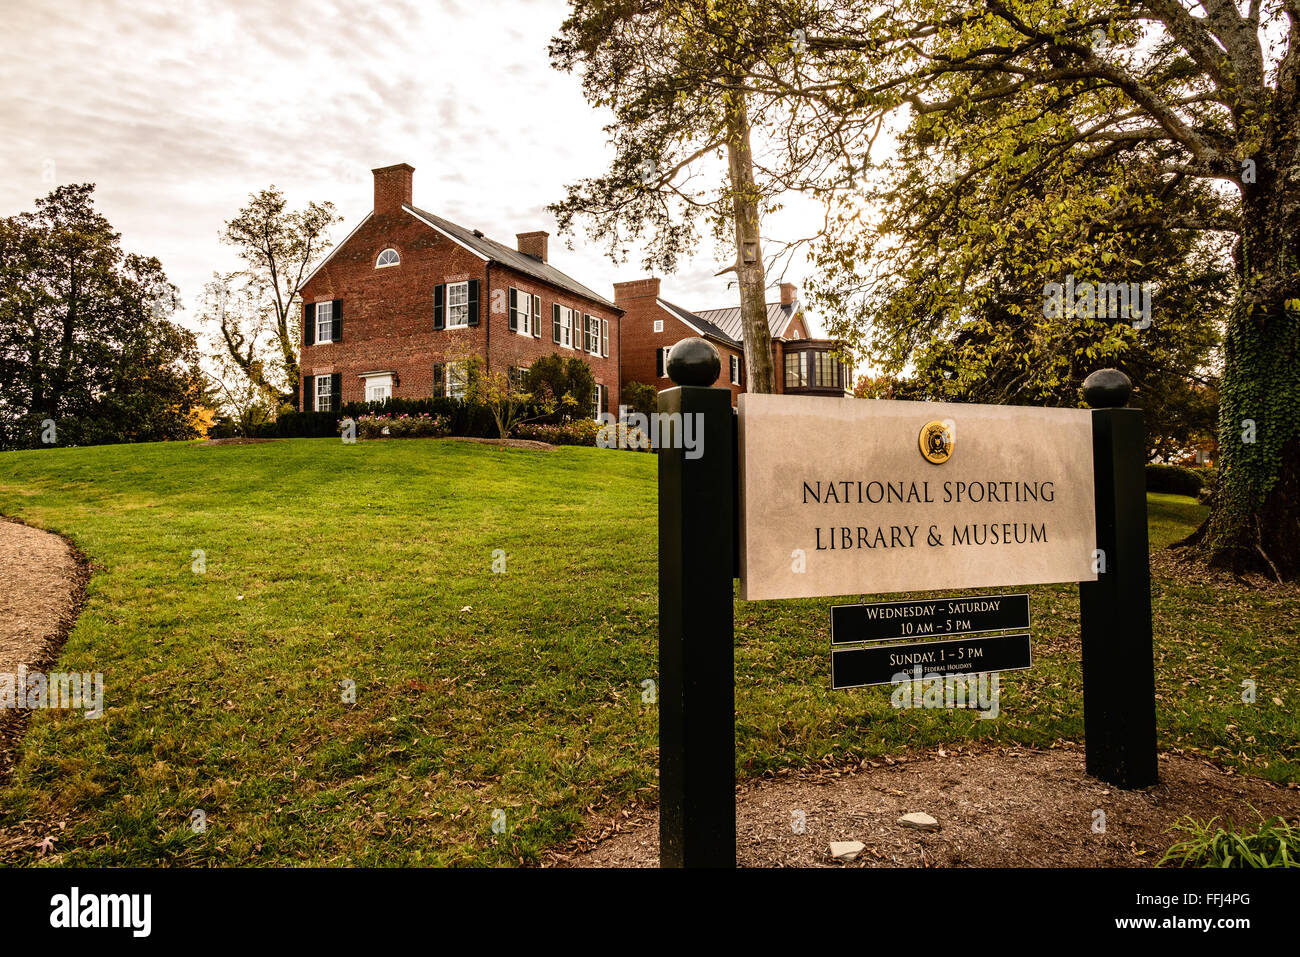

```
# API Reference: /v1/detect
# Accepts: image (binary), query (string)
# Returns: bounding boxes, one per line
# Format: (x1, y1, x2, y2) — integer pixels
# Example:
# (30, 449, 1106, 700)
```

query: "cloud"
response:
(0, 0, 820, 337)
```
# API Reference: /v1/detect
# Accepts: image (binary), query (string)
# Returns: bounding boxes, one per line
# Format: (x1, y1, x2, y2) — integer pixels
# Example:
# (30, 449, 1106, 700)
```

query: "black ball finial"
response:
(666, 337, 722, 386)
(1082, 368, 1132, 408)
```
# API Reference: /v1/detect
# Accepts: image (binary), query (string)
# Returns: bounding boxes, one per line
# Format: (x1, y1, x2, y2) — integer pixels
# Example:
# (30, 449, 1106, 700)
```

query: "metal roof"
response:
(692, 301, 799, 341)
(657, 299, 740, 347)
(405, 205, 620, 311)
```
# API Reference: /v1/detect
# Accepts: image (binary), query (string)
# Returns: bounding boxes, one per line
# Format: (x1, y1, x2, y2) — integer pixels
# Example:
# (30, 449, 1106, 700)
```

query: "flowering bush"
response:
(513, 418, 604, 446)
(595, 422, 653, 452)
(348, 413, 451, 440)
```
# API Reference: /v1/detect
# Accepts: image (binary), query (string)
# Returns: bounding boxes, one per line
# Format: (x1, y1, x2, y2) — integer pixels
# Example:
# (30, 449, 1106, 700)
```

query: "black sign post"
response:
(657, 341, 736, 868)
(1079, 370, 1159, 788)
(657, 347, 1159, 868)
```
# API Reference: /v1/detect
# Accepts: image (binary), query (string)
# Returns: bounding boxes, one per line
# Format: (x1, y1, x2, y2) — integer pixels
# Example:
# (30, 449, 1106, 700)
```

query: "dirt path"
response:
(0, 516, 88, 782)
(550, 745, 1300, 867)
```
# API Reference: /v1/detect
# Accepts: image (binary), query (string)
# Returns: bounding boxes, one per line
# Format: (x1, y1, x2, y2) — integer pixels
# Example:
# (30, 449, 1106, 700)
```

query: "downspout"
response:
(484, 261, 492, 375)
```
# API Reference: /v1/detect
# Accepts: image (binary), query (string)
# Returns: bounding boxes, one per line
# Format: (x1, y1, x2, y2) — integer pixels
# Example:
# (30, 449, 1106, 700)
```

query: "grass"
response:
(0, 438, 1295, 866)
(1159, 810, 1299, 867)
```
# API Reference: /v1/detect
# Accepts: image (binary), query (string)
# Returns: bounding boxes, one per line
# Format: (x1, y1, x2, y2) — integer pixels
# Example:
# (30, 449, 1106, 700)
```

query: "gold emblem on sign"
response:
(919, 420, 954, 464)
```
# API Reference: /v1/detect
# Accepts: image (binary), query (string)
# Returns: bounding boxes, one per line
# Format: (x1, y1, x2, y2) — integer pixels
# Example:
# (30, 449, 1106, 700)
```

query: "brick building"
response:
(614, 278, 850, 405)
(299, 164, 623, 415)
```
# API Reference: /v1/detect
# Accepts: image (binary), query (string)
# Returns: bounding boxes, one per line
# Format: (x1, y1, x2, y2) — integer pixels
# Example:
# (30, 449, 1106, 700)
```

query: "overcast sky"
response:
(1, 0, 827, 336)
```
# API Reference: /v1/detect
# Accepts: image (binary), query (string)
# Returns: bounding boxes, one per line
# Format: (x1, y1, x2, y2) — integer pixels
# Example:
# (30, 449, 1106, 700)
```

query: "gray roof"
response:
(657, 299, 740, 347)
(692, 301, 799, 341)
(406, 205, 620, 311)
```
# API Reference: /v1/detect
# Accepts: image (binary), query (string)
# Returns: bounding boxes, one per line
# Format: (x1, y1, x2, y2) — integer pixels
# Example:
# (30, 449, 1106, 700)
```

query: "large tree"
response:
(210, 187, 340, 408)
(0, 184, 205, 451)
(798, 1, 1298, 576)
(550, 0, 872, 392)
(851, 149, 1228, 459)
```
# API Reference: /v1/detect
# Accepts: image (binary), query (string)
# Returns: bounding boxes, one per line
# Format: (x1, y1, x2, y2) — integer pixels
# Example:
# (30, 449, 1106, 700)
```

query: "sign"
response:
(830, 593, 1030, 645)
(831, 633, 1033, 690)
(737, 395, 1098, 600)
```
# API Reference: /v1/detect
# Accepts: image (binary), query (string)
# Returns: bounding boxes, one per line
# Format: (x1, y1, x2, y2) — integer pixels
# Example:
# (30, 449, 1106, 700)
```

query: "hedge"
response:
(257, 397, 555, 440)
(1145, 463, 1214, 497)
(256, 411, 341, 439)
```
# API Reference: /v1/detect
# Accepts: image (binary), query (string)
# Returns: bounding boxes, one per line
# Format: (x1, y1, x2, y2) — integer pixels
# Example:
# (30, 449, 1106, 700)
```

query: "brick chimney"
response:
(516, 231, 549, 263)
(780, 282, 797, 306)
(373, 163, 414, 215)
(613, 277, 661, 304)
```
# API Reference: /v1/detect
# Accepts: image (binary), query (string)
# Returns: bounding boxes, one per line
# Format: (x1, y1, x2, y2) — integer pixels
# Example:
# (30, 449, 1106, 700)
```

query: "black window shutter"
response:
(432, 363, 445, 397)
(330, 373, 342, 412)
(304, 303, 316, 346)
(508, 288, 518, 332)
(467, 279, 480, 326)
(332, 299, 342, 342)
(532, 295, 542, 338)
(656, 348, 664, 377)
(302, 375, 314, 412)
(433, 284, 445, 329)
(553, 303, 561, 343)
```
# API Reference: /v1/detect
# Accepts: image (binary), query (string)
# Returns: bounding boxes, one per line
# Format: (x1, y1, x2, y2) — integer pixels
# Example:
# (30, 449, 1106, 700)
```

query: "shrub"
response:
(620, 381, 659, 417)
(1145, 463, 1209, 497)
(350, 413, 451, 440)
(514, 418, 604, 446)
(207, 419, 241, 440)
(523, 354, 595, 423)
(258, 411, 341, 439)
(341, 397, 513, 439)
(596, 421, 654, 452)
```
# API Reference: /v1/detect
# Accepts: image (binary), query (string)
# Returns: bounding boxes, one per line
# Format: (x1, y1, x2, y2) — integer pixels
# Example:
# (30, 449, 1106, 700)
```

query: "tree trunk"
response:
(724, 89, 776, 394)
(275, 302, 299, 400)
(1183, 142, 1300, 577)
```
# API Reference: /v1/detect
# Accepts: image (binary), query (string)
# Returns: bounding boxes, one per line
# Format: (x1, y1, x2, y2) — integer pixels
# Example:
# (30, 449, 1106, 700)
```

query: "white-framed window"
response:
(446, 360, 469, 399)
(510, 287, 532, 336)
(314, 374, 333, 412)
(653, 319, 664, 333)
(446, 281, 470, 328)
(315, 301, 334, 343)
(656, 346, 668, 378)
(592, 383, 605, 420)
(508, 365, 529, 394)
(363, 373, 393, 402)
(585, 314, 600, 354)
(376, 248, 400, 268)
(730, 354, 741, 385)
(559, 306, 574, 348)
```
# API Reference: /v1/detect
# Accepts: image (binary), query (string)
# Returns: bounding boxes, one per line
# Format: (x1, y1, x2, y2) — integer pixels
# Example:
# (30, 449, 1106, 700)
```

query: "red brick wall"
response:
(615, 278, 744, 407)
(484, 264, 620, 413)
(783, 313, 809, 339)
(300, 209, 620, 412)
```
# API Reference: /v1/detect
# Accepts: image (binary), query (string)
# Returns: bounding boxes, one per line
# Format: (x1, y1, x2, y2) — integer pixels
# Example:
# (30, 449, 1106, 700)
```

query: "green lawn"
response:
(0, 439, 1295, 866)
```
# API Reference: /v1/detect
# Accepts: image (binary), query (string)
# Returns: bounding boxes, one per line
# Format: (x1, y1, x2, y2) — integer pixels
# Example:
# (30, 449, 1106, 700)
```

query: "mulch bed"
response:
(199, 436, 559, 451)
(197, 437, 281, 446)
(0, 517, 89, 784)
(438, 437, 558, 451)
(548, 744, 1300, 867)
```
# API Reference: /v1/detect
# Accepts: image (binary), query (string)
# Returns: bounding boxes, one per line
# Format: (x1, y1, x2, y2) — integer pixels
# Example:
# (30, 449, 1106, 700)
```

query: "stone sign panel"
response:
(737, 395, 1098, 600)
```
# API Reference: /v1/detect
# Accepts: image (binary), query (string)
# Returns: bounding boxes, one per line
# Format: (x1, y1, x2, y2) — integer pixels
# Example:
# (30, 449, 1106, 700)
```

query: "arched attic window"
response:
(376, 248, 400, 268)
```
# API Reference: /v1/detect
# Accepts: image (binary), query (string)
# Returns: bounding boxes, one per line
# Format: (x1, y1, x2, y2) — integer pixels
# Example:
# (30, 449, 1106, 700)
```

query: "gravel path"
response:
(0, 516, 87, 781)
